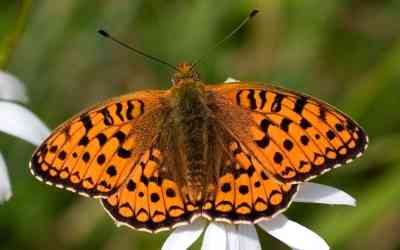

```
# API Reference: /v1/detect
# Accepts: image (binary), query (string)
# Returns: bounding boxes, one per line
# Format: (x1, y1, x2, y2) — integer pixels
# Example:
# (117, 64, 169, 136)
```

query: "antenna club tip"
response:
(98, 29, 109, 37)
(249, 9, 260, 18)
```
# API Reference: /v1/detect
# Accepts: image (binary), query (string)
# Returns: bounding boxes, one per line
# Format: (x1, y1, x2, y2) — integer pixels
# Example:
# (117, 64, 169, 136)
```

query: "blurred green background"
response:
(1, 0, 400, 249)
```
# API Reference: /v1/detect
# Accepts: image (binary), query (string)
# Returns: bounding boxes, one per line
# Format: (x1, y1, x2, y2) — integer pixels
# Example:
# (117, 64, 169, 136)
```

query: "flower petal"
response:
(0, 152, 12, 203)
(225, 224, 239, 250)
(162, 219, 207, 250)
(201, 222, 227, 250)
(237, 225, 261, 250)
(294, 182, 356, 206)
(0, 71, 28, 103)
(0, 102, 50, 146)
(258, 214, 329, 250)
(225, 77, 239, 83)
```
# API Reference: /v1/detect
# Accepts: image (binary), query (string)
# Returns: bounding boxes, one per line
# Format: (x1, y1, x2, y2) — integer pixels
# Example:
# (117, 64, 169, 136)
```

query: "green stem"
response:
(0, 0, 33, 69)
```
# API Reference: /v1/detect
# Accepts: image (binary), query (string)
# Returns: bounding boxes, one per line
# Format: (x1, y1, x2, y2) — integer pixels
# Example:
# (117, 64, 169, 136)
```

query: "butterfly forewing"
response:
(30, 90, 167, 197)
(208, 82, 368, 184)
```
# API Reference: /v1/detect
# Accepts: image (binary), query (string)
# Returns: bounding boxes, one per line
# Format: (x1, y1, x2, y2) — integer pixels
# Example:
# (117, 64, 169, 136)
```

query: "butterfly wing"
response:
(101, 145, 202, 233)
(203, 138, 299, 224)
(101, 137, 298, 233)
(30, 90, 168, 197)
(207, 82, 368, 184)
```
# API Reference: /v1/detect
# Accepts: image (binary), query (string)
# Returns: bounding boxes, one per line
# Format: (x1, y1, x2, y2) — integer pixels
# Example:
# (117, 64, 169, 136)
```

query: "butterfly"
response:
(30, 62, 368, 233)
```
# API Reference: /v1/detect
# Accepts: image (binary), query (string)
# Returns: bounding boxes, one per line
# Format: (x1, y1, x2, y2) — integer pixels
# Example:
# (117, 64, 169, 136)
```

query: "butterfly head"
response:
(172, 63, 200, 87)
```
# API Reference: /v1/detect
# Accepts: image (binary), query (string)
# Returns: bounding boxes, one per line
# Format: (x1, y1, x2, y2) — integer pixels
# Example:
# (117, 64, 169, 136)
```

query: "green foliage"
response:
(1, 1, 400, 249)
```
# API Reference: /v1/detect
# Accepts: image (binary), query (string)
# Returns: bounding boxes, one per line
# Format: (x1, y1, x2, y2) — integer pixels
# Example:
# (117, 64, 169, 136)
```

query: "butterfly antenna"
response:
(191, 9, 259, 69)
(98, 30, 179, 71)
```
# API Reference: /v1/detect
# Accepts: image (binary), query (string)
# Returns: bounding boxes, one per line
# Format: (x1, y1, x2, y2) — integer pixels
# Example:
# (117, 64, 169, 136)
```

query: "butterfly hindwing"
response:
(101, 139, 298, 233)
(204, 140, 298, 223)
(30, 90, 166, 197)
(101, 147, 201, 233)
(208, 82, 368, 184)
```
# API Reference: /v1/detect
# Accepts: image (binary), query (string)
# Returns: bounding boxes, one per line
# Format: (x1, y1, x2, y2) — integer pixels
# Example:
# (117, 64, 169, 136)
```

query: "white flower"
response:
(162, 182, 356, 250)
(161, 77, 356, 250)
(0, 70, 28, 103)
(0, 70, 50, 203)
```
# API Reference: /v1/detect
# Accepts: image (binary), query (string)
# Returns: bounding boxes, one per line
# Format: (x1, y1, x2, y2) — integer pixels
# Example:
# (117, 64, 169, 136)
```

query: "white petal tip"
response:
(294, 183, 357, 207)
(225, 77, 239, 83)
(258, 215, 330, 250)
(0, 192, 12, 204)
(347, 198, 357, 207)
(0, 71, 28, 103)
(0, 153, 12, 204)
(0, 102, 50, 145)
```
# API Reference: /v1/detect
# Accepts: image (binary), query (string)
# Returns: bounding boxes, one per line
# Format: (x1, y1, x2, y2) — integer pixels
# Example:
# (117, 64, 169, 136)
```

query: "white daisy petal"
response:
(225, 77, 239, 83)
(294, 182, 356, 206)
(258, 214, 329, 250)
(225, 224, 240, 250)
(0, 152, 12, 203)
(162, 219, 207, 250)
(0, 71, 28, 103)
(201, 222, 227, 250)
(0, 102, 50, 146)
(237, 225, 261, 250)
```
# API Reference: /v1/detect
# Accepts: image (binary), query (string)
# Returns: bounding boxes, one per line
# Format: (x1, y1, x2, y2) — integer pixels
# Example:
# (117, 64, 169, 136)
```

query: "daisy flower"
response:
(162, 182, 356, 250)
(0, 70, 50, 203)
(161, 78, 356, 250)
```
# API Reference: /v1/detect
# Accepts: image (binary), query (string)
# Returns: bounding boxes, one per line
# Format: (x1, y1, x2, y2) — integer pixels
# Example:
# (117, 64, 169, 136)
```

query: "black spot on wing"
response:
(126, 101, 134, 120)
(260, 119, 272, 132)
(299, 118, 312, 129)
(294, 96, 307, 114)
(79, 136, 90, 146)
(247, 89, 257, 110)
(256, 136, 270, 148)
(117, 147, 131, 158)
(280, 118, 292, 132)
(113, 131, 127, 143)
(80, 114, 93, 131)
(116, 103, 125, 122)
(100, 108, 114, 125)
(271, 94, 284, 112)
(259, 90, 267, 110)
(96, 133, 107, 146)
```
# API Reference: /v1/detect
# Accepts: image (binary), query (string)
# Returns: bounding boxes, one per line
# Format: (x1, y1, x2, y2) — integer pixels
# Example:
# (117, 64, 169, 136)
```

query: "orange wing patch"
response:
(203, 141, 298, 223)
(30, 91, 165, 197)
(209, 83, 368, 183)
(101, 148, 201, 233)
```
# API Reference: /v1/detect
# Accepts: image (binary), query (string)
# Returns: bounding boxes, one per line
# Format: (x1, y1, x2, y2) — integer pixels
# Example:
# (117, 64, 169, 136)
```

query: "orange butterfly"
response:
(30, 62, 368, 233)
(30, 12, 368, 233)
